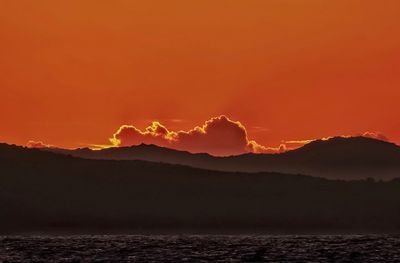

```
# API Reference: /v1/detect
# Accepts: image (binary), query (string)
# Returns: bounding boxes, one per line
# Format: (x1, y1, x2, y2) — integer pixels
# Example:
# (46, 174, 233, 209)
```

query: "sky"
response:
(1, 1, 400, 155)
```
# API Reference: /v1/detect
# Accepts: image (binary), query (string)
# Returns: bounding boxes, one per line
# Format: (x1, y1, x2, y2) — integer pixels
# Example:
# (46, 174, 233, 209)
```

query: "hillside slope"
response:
(1, 143, 400, 234)
(49, 137, 400, 180)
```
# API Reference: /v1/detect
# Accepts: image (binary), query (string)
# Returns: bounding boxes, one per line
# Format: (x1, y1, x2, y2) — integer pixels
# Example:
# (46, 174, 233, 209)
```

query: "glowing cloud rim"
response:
(26, 116, 391, 156)
(109, 115, 286, 156)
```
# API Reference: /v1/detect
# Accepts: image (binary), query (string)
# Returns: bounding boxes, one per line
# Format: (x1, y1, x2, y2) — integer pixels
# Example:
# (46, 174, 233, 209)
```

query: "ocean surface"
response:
(0, 235, 399, 262)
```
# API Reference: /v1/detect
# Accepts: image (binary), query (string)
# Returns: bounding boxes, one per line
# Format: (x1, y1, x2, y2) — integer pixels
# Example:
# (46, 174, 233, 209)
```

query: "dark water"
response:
(1, 235, 399, 262)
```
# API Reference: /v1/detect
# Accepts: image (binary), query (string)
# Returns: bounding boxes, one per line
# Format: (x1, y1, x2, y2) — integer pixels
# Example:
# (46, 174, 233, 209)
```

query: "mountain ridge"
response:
(1, 142, 400, 234)
(43, 136, 400, 180)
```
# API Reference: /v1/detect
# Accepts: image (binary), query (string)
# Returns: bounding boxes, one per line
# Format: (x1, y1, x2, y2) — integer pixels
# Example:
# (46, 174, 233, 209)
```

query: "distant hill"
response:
(48, 137, 400, 180)
(1, 143, 400, 234)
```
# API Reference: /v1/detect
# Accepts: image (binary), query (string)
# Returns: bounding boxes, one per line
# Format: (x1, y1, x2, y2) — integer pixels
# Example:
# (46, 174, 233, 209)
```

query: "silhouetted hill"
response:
(48, 137, 400, 180)
(1, 143, 400, 234)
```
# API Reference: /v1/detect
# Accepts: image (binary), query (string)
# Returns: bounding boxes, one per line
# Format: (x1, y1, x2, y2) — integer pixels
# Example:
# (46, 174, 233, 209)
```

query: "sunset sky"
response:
(1, 1, 399, 154)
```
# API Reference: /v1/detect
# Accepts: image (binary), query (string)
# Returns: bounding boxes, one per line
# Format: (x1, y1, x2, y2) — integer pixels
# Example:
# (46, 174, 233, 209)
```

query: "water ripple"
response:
(1, 235, 399, 262)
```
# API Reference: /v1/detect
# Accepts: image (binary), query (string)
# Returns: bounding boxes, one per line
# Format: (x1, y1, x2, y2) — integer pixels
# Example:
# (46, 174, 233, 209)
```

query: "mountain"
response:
(1, 143, 400, 234)
(48, 137, 400, 180)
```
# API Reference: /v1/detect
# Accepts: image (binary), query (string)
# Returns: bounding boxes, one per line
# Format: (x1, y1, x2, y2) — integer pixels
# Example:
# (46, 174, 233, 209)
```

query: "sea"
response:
(1, 235, 399, 262)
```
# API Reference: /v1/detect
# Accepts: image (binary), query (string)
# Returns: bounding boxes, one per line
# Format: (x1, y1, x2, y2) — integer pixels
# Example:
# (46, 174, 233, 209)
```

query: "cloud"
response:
(175, 116, 250, 156)
(110, 115, 282, 156)
(361, 131, 389, 142)
(26, 140, 52, 148)
(26, 121, 392, 156)
(282, 139, 314, 150)
(246, 140, 287, 154)
(110, 122, 177, 148)
(109, 116, 393, 156)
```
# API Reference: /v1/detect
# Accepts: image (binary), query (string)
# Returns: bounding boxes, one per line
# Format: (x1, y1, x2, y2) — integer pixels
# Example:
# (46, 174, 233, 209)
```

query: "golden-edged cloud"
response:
(110, 116, 391, 156)
(110, 115, 284, 156)
(361, 131, 389, 142)
(26, 140, 52, 148)
(26, 118, 392, 156)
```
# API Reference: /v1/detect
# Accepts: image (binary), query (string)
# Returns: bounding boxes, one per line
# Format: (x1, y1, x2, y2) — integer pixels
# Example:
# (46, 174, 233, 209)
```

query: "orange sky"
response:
(1, 1, 400, 151)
